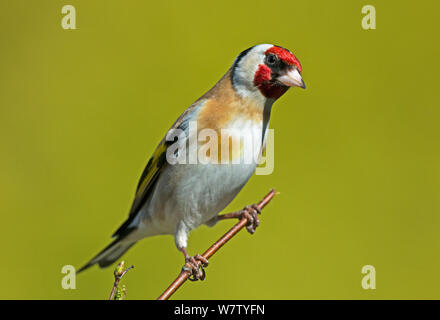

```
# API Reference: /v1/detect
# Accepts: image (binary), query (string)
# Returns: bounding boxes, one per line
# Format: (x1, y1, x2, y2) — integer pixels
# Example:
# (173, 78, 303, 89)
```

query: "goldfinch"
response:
(79, 44, 305, 278)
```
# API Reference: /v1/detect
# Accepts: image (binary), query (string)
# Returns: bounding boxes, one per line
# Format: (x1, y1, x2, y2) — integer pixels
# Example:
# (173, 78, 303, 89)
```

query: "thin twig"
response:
(109, 261, 134, 300)
(157, 189, 277, 300)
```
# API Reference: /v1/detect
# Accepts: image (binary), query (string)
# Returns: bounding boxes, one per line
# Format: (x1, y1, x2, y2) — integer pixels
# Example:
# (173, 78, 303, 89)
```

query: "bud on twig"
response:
(109, 261, 134, 300)
(114, 261, 125, 277)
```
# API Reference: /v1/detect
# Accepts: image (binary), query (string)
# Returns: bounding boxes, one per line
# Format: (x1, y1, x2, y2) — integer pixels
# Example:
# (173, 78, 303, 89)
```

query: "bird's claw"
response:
(182, 254, 209, 281)
(242, 204, 261, 234)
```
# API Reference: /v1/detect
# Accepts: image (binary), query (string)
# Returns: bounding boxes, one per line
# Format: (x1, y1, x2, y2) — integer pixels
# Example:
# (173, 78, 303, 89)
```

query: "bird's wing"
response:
(111, 140, 168, 238)
(111, 102, 201, 238)
(130, 141, 168, 216)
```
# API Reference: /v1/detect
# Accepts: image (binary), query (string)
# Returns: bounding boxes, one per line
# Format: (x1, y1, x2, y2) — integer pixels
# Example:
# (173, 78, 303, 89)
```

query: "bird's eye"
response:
(266, 54, 278, 66)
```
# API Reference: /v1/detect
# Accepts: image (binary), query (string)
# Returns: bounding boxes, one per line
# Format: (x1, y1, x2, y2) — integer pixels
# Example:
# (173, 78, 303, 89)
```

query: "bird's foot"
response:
(182, 254, 209, 281)
(241, 204, 261, 234)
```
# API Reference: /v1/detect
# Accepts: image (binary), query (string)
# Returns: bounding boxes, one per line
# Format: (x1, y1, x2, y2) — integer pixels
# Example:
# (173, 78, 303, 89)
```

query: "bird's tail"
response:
(77, 237, 137, 273)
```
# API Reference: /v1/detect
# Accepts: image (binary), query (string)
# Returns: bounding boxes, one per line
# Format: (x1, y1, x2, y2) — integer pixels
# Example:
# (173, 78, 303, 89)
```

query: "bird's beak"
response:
(277, 68, 306, 89)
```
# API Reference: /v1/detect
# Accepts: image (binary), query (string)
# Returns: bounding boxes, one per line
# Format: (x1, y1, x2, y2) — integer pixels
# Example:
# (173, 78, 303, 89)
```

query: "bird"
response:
(78, 44, 305, 279)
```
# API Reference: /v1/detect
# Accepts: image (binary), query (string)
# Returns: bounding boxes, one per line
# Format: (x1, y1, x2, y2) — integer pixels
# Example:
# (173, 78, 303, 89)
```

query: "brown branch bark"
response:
(157, 189, 277, 300)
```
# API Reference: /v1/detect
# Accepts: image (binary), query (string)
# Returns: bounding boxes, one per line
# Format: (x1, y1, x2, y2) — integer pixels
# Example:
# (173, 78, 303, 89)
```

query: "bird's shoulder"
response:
(195, 69, 264, 132)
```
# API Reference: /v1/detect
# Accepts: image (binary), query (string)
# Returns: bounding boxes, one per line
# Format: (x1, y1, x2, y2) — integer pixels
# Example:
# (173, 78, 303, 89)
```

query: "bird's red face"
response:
(254, 46, 305, 99)
(231, 44, 305, 101)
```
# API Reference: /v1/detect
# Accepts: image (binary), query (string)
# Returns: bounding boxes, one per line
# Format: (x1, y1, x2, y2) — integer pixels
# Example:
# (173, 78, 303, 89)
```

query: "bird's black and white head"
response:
(231, 44, 305, 103)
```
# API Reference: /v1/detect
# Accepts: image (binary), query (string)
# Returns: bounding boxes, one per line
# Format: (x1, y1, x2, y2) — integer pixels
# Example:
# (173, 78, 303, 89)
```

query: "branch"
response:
(109, 261, 134, 300)
(157, 189, 277, 300)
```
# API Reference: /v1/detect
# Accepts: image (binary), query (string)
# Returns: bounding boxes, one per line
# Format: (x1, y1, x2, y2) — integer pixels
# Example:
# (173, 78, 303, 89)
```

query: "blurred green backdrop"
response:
(0, 0, 439, 299)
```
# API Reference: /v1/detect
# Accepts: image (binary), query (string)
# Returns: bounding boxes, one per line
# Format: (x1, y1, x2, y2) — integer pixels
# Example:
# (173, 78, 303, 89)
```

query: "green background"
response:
(0, 0, 439, 299)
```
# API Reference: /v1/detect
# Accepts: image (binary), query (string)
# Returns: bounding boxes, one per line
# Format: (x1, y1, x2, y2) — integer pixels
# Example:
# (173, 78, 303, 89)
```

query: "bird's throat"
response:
(254, 64, 289, 100)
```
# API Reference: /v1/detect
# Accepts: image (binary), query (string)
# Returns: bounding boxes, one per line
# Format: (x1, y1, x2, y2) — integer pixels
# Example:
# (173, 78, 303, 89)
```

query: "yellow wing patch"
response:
(130, 141, 167, 215)
(112, 140, 169, 237)
(135, 142, 167, 199)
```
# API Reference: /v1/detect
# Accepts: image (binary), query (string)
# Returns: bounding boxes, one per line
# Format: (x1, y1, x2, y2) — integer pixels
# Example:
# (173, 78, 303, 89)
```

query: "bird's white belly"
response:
(138, 118, 266, 237)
